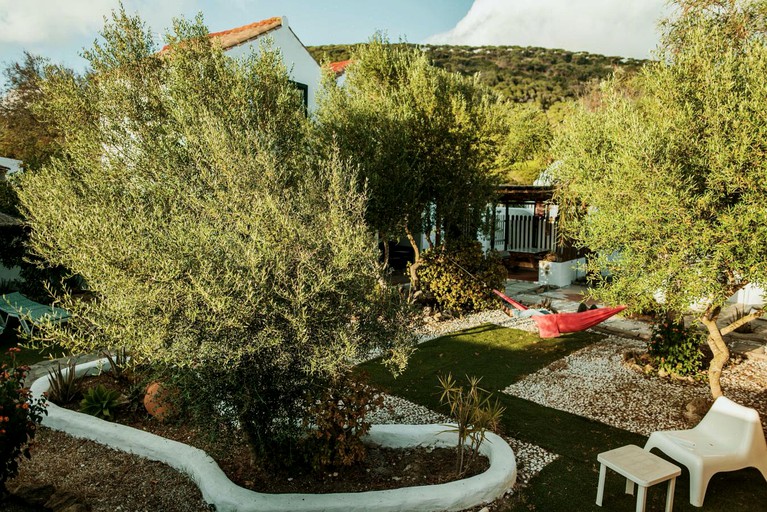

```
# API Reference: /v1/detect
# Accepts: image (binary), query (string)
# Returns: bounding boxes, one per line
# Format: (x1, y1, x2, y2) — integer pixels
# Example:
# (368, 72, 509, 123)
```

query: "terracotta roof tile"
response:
(328, 59, 352, 76)
(161, 17, 283, 54)
(208, 17, 282, 50)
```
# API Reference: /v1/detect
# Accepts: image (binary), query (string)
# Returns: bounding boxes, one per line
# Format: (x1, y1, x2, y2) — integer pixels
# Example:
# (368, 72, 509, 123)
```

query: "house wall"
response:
(225, 19, 321, 113)
(728, 283, 765, 308)
(0, 156, 22, 179)
(0, 264, 22, 283)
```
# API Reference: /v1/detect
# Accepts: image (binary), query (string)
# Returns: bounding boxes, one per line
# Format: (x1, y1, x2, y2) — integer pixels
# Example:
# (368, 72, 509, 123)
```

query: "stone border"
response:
(30, 359, 517, 512)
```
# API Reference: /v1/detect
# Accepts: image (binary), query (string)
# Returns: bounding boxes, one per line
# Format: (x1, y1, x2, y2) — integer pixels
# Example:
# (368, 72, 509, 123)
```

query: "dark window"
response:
(290, 80, 309, 114)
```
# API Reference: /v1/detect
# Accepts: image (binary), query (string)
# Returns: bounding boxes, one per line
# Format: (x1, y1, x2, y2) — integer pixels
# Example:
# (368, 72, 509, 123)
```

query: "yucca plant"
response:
(80, 384, 127, 420)
(46, 359, 80, 404)
(438, 373, 505, 477)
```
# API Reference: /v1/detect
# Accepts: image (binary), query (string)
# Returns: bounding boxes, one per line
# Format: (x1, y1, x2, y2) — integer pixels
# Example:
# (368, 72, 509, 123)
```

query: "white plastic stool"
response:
(597, 444, 681, 512)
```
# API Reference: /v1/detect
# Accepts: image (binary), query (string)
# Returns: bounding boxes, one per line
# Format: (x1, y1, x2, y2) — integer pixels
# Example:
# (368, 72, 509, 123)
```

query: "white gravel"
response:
(503, 335, 767, 437)
(368, 394, 449, 425)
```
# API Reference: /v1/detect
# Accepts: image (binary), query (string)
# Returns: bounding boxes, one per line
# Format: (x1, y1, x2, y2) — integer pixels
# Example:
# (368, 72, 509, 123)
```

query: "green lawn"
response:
(358, 325, 767, 511)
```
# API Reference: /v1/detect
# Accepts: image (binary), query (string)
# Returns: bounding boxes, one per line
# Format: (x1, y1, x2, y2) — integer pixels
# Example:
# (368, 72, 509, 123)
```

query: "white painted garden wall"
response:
(30, 359, 517, 512)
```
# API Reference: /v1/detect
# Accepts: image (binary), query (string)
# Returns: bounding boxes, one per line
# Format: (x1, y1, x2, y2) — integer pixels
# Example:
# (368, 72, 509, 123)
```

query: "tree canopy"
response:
(314, 37, 546, 284)
(0, 52, 61, 171)
(553, 0, 767, 397)
(18, 9, 414, 456)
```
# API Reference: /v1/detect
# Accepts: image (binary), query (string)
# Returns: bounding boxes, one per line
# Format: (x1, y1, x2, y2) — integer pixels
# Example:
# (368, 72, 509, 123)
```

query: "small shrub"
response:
(648, 318, 705, 378)
(0, 348, 47, 491)
(301, 372, 384, 471)
(438, 373, 505, 477)
(46, 359, 80, 404)
(124, 379, 148, 414)
(101, 347, 131, 382)
(417, 241, 506, 313)
(80, 384, 126, 420)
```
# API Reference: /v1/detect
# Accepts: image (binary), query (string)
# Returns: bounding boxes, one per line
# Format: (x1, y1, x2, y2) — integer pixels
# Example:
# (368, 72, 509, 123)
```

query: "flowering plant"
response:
(1, 348, 47, 491)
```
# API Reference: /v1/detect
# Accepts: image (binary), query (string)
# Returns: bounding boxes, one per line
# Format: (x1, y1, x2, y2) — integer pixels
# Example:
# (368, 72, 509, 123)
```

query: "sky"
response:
(0, 0, 669, 72)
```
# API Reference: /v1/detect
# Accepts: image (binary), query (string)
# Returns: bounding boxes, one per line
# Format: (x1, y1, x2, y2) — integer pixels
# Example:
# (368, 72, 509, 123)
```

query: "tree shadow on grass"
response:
(359, 324, 767, 511)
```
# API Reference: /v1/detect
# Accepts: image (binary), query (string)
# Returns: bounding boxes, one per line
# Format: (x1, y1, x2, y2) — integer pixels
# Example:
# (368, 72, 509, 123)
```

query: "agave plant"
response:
(80, 384, 127, 420)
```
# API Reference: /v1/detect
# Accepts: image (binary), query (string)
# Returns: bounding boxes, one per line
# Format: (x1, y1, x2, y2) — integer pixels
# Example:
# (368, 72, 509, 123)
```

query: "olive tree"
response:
(19, 9, 414, 457)
(314, 38, 517, 285)
(0, 52, 61, 172)
(553, 0, 767, 398)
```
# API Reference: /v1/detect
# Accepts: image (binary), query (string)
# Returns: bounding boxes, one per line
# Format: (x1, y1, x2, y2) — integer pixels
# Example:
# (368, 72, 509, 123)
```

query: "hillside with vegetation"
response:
(309, 44, 647, 109)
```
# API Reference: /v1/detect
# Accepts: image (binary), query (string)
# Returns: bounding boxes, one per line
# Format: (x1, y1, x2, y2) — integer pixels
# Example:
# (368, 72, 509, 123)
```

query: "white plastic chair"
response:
(644, 396, 767, 507)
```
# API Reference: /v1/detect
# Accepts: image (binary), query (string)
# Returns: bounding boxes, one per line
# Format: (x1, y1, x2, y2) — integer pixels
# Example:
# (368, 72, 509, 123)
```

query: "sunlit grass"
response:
(359, 325, 767, 511)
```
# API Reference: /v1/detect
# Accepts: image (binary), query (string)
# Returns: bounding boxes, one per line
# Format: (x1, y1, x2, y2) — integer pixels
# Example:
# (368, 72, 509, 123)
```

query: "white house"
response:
(199, 16, 322, 113)
(0, 156, 22, 179)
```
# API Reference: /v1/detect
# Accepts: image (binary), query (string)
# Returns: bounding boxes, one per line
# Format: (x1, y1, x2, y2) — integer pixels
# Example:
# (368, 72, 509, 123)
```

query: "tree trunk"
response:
(380, 231, 389, 272)
(239, 386, 263, 466)
(404, 224, 421, 292)
(699, 306, 729, 399)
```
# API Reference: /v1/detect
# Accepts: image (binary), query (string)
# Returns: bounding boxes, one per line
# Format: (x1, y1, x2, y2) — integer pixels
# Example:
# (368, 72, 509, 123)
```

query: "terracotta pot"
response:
(143, 381, 179, 422)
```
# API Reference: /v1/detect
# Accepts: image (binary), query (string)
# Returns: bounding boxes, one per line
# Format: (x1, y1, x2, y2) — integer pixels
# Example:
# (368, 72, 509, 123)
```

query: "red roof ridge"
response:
(160, 16, 283, 54)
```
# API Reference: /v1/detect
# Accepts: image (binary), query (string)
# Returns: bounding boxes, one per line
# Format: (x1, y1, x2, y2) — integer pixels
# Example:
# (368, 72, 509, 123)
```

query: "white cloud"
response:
(0, 0, 198, 45)
(427, 0, 670, 59)
(0, 0, 118, 44)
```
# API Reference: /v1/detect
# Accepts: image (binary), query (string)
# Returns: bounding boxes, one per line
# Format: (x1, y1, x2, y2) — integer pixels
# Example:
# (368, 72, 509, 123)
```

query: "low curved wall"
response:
(30, 359, 517, 512)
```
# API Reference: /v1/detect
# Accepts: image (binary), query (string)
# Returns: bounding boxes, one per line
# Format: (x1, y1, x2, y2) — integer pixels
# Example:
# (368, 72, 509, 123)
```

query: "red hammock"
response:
(492, 289, 626, 338)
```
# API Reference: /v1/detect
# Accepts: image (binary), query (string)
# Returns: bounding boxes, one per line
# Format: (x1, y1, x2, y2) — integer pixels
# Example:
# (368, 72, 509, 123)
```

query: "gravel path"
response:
(503, 335, 767, 436)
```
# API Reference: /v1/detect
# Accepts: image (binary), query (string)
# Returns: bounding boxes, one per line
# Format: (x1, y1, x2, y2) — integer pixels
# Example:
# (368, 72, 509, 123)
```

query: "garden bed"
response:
(28, 359, 517, 512)
(55, 373, 490, 494)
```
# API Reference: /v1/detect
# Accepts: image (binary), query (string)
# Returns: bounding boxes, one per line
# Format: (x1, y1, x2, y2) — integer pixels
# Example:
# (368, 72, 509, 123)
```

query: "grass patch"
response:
(359, 324, 767, 511)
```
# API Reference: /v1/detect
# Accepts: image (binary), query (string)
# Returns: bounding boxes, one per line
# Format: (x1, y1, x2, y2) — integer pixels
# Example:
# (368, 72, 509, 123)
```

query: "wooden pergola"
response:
(495, 184, 555, 204)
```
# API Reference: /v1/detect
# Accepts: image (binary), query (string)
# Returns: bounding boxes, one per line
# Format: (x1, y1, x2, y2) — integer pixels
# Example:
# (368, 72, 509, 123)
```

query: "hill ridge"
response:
(308, 43, 647, 109)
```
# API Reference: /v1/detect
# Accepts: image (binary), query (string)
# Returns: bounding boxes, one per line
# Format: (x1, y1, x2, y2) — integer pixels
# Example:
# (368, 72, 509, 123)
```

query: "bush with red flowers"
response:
(0, 348, 47, 492)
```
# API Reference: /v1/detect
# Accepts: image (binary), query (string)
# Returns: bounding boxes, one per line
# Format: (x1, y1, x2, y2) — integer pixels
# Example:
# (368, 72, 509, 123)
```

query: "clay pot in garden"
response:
(143, 381, 179, 421)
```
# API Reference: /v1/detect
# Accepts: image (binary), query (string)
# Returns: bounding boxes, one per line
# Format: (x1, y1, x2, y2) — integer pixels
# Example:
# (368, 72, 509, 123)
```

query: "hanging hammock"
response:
(492, 289, 626, 338)
(439, 255, 626, 338)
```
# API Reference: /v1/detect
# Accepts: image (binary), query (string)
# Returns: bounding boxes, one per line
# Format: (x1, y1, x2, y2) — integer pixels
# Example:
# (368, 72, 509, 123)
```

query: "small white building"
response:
(328, 59, 352, 87)
(0, 156, 22, 179)
(206, 17, 322, 113)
